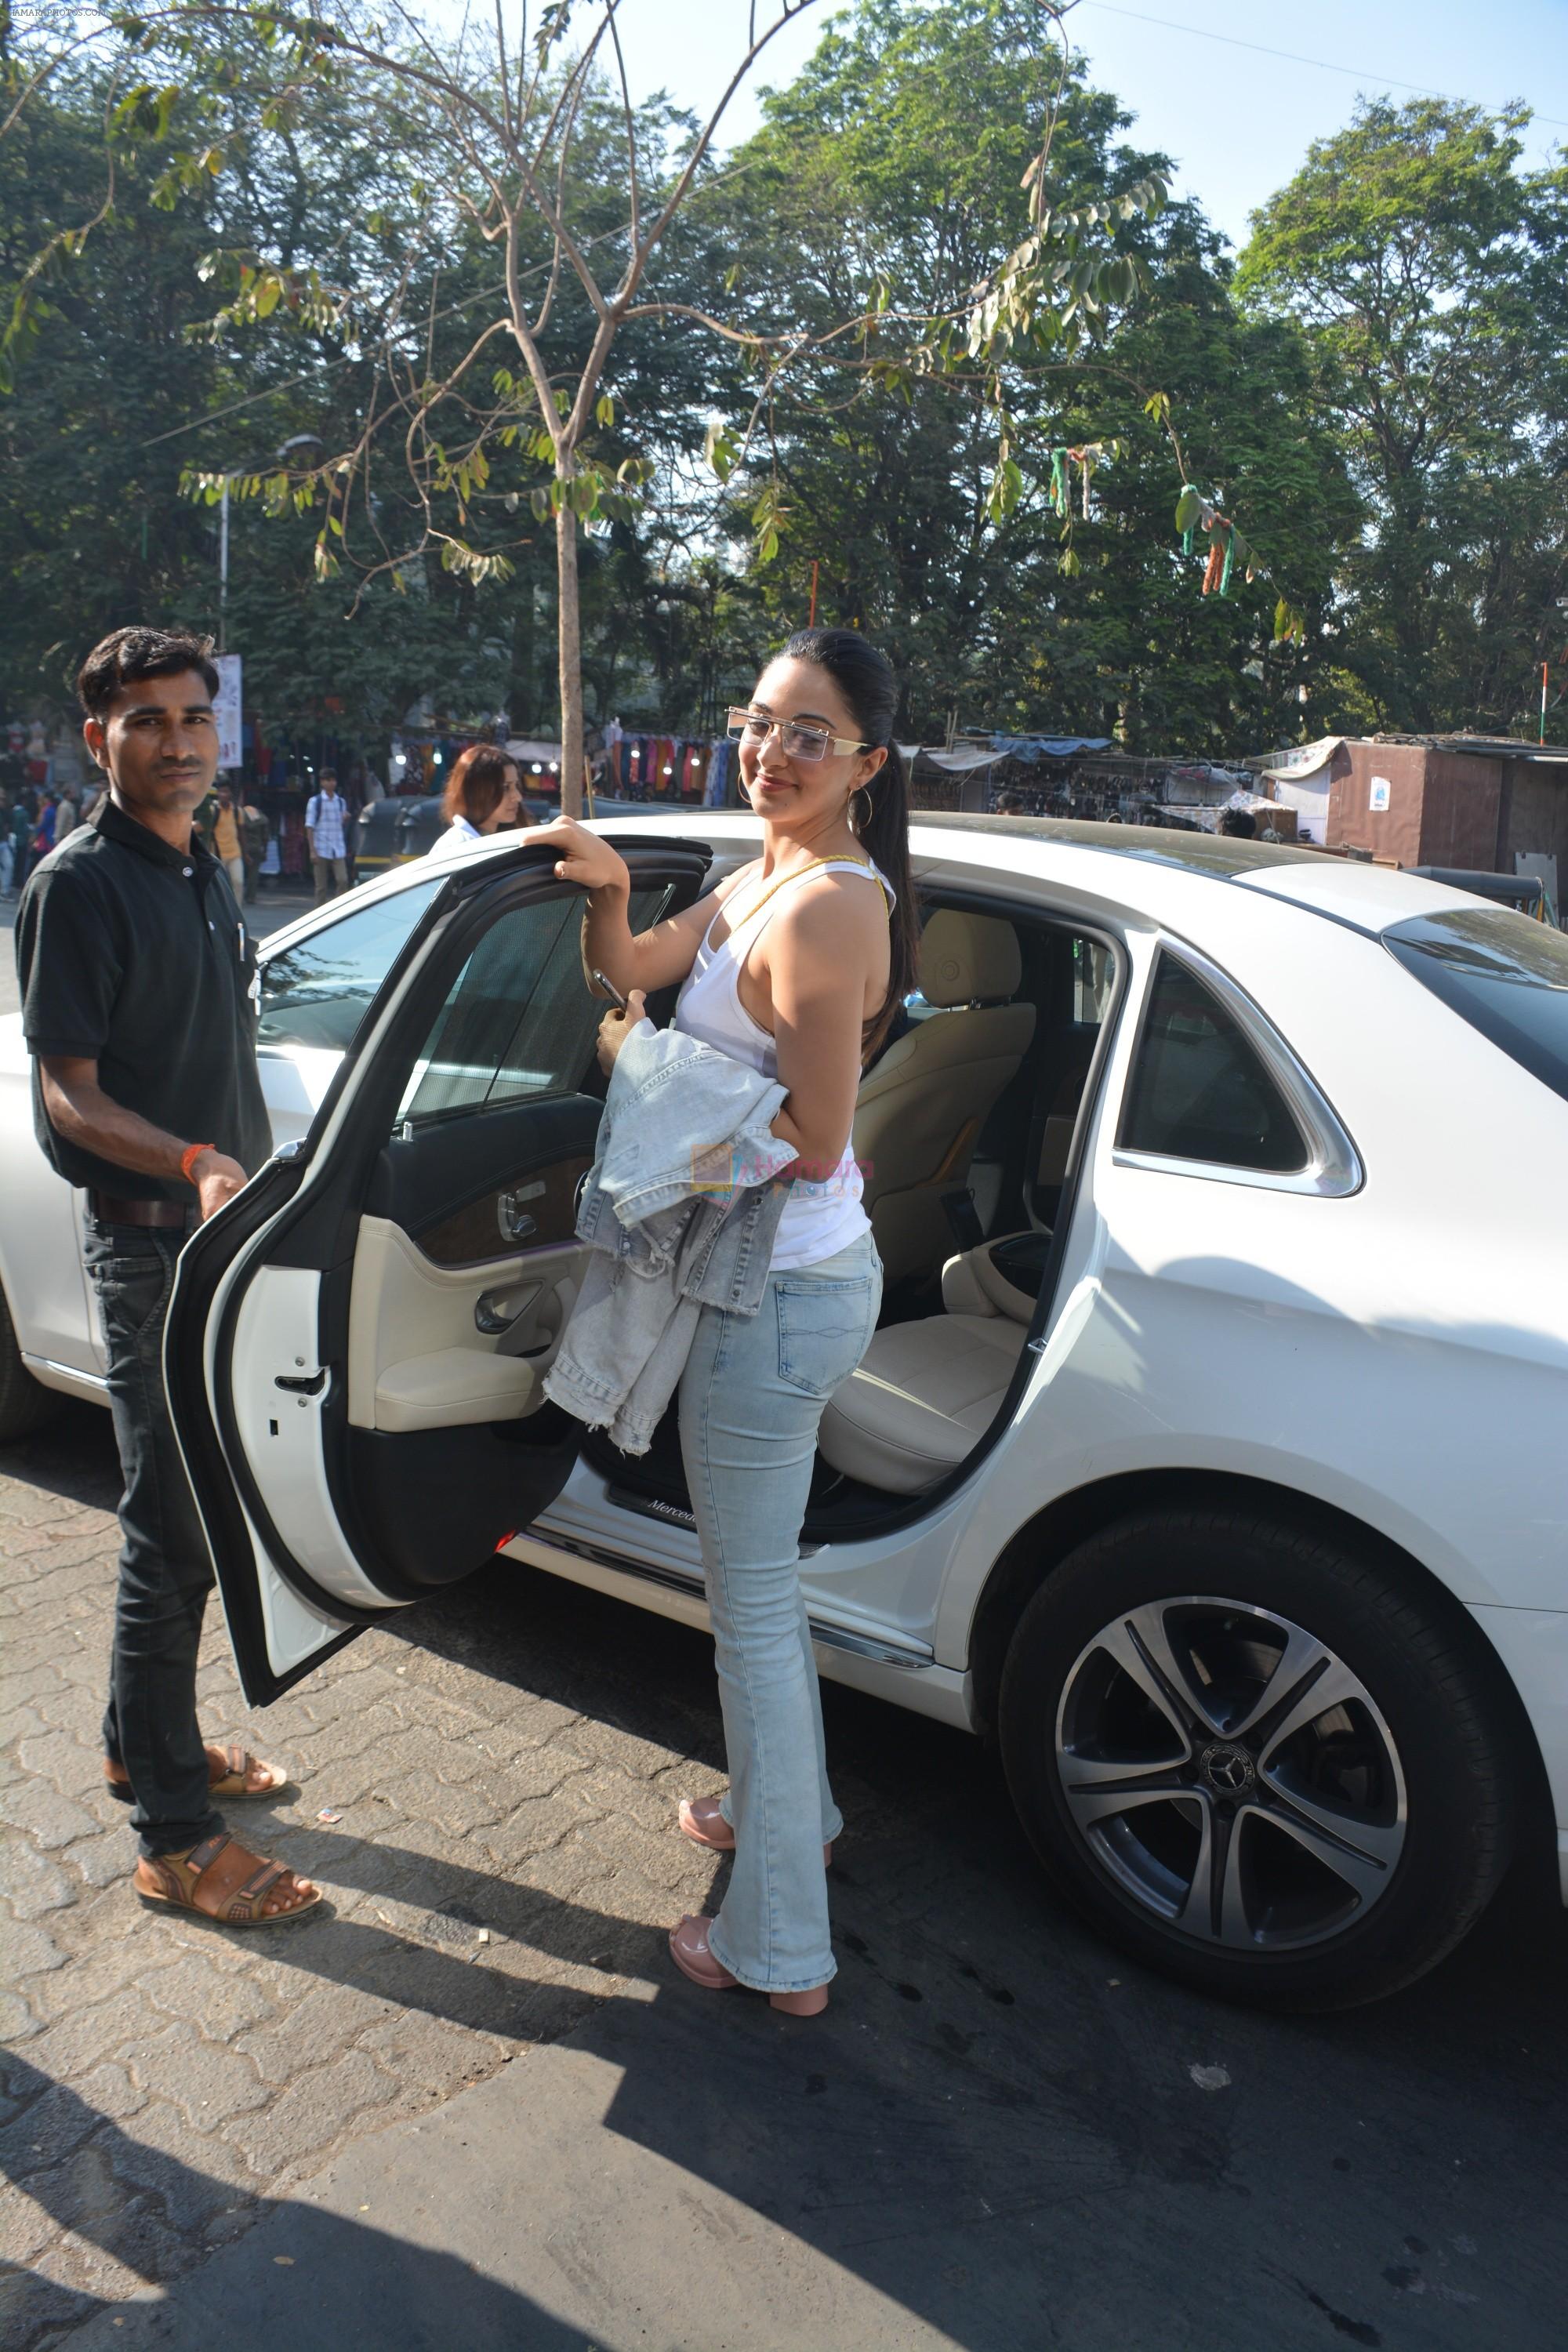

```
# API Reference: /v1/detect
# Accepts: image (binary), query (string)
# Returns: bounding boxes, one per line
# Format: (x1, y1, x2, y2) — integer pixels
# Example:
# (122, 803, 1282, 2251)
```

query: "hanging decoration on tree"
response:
(1049, 444, 1110, 521)
(1200, 517, 1238, 597)
(1174, 481, 1303, 642)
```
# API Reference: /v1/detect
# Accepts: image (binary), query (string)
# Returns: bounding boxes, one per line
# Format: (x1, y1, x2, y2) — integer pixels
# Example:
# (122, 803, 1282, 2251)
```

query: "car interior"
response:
(252, 858, 1123, 1590)
(577, 876, 1123, 1537)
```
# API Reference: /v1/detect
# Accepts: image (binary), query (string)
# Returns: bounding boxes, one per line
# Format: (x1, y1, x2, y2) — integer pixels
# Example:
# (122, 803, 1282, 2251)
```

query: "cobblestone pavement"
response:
(2, 1400, 735, 2346)
(5, 1399, 1568, 2351)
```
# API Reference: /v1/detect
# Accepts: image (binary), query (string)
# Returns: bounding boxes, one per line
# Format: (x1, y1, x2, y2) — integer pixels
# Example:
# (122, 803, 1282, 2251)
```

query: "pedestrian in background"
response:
(26, 794, 59, 887)
(341, 767, 364, 884)
(5, 790, 32, 896)
(424, 745, 523, 858)
(53, 786, 79, 846)
(210, 780, 245, 898)
(14, 624, 317, 1930)
(239, 795, 269, 902)
(305, 767, 348, 900)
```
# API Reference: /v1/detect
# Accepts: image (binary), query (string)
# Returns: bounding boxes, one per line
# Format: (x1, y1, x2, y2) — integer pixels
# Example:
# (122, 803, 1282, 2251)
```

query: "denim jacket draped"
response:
(542, 1020, 796, 1454)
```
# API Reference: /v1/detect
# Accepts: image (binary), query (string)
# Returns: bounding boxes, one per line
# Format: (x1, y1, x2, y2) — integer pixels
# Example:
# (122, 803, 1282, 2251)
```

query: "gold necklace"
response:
(721, 852, 883, 939)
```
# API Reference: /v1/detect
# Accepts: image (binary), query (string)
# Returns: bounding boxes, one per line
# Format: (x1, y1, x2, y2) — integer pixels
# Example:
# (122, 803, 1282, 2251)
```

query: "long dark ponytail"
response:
(782, 626, 916, 1061)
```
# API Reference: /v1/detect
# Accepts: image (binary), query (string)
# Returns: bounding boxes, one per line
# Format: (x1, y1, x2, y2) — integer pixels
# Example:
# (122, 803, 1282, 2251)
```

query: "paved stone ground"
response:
(1, 1400, 732, 2347)
(5, 1398, 1568, 2352)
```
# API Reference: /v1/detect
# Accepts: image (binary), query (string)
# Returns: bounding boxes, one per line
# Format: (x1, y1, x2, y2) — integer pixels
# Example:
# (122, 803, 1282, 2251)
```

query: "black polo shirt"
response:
(16, 793, 271, 1203)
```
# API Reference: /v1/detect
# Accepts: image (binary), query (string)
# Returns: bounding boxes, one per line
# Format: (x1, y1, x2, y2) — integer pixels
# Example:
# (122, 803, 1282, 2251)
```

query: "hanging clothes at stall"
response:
(705, 738, 733, 807)
(278, 808, 308, 877)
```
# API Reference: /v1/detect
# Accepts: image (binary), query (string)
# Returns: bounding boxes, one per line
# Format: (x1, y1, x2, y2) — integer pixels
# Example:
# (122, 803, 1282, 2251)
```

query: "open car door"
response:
(165, 837, 713, 1705)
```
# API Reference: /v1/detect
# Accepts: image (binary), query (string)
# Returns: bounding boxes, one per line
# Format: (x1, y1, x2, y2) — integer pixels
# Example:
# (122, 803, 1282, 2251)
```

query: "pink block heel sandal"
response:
(677, 1796, 833, 1867)
(668, 1915, 829, 2016)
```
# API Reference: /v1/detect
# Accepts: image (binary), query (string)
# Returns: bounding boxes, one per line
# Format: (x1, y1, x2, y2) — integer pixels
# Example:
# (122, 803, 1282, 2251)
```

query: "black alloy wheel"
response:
(998, 1508, 1519, 2009)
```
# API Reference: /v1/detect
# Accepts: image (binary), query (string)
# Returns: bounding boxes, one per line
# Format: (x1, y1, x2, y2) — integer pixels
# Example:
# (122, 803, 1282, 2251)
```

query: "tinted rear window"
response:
(1120, 952, 1307, 1173)
(1385, 909, 1568, 1105)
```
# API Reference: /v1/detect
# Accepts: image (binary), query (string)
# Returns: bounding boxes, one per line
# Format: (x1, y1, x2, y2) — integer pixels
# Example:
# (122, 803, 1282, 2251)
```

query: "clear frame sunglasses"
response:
(727, 707, 873, 763)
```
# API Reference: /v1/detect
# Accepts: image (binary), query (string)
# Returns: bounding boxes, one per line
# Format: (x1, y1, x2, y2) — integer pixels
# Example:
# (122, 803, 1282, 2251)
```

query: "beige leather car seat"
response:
(852, 910, 1035, 1284)
(818, 1235, 1035, 1495)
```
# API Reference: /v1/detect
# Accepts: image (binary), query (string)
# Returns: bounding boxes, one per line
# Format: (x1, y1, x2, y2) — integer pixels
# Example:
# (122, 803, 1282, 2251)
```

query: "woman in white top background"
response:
(526, 627, 916, 2015)
(425, 745, 523, 858)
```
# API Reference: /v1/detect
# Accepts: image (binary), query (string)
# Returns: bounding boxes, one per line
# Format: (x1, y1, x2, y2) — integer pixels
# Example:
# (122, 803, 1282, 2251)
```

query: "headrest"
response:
(918, 909, 1022, 1006)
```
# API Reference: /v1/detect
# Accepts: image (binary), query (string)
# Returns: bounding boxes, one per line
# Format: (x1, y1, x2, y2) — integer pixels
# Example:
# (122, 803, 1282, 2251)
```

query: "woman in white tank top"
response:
(670, 846, 894, 1267)
(522, 630, 916, 2016)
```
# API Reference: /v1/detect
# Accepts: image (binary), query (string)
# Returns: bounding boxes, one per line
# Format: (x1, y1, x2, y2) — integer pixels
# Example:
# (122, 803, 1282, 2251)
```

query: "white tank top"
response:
(673, 857, 895, 1271)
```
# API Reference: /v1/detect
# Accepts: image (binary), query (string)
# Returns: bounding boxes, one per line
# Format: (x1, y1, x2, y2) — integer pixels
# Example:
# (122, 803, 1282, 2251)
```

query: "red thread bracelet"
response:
(180, 1142, 216, 1187)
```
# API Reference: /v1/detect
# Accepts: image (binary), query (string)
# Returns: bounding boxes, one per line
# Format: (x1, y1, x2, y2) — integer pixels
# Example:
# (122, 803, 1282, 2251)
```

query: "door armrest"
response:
(374, 1348, 536, 1434)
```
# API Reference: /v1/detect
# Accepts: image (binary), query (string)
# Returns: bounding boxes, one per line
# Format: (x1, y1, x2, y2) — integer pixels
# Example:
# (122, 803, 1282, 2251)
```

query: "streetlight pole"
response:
(219, 477, 230, 653)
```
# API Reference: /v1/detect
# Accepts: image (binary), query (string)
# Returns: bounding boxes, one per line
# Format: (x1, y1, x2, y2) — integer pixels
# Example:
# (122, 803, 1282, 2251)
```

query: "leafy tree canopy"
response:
(1239, 98, 1568, 733)
(2, 13, 1560, 758)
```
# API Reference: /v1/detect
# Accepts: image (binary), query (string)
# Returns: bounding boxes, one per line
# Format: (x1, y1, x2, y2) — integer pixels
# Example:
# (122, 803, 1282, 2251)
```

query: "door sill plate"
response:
(519, 1525, 933, 1671)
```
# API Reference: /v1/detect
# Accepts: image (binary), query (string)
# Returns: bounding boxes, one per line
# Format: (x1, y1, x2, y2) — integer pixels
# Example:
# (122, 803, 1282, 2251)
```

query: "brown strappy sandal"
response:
(134, 1831, 321, 1929)
(106, 1743, 290, 1805)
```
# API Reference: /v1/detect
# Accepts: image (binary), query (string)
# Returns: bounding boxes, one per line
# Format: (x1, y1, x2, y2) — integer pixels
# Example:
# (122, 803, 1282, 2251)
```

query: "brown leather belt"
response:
(87, 1192, 196, 1230)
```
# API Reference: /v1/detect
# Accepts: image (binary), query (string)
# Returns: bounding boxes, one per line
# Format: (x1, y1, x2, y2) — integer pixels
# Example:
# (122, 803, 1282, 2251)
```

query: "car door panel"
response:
(346, 1221, 588, 1430)
(166, 1153, 372, 1699)
(227, 1259, 397, 1611)
(365, 1087, 595, 1251)
(166, 841, 713, 1705)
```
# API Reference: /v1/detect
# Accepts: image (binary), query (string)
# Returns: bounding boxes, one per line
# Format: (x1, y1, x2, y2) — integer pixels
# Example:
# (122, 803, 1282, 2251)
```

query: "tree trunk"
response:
(555, 494, 584, 819)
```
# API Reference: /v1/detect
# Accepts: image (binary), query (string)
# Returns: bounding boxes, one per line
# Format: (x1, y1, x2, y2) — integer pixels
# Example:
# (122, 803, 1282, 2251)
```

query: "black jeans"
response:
(85, 1218, 222, 1859)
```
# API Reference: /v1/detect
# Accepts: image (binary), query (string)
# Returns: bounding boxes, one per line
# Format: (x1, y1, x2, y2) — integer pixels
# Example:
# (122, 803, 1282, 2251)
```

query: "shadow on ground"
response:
(5, 1407, 1567, 2350)
(2, 2060, 590, 2350)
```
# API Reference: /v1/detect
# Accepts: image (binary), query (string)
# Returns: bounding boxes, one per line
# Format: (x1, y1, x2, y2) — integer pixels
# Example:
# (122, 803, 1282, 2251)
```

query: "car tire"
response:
(998, 1508, 1519, 2011)
(0, 1279, 60, 1445)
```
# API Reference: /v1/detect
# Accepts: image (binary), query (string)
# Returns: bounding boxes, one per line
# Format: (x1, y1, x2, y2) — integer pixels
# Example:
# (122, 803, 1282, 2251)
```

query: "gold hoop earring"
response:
(849, 784, 873, 832)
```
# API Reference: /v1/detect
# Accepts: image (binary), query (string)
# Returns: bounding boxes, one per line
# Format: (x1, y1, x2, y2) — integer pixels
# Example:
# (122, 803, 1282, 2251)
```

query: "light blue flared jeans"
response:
(677, 1229, 883, 1993)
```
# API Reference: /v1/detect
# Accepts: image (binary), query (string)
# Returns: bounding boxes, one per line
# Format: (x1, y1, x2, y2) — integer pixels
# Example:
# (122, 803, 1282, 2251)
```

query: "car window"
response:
(1120, 951, 1307, 1173)
(1073, 936, 1116, 1025)
(257, 881, 442, 1053)
(1385, 907, 1568, 1107)
(1028, 928, 1123, 1219)
(397, 885, 668, 1123)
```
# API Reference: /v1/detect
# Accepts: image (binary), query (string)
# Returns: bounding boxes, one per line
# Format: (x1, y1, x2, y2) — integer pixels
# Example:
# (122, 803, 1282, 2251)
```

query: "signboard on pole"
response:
(212, 654, 243, 771)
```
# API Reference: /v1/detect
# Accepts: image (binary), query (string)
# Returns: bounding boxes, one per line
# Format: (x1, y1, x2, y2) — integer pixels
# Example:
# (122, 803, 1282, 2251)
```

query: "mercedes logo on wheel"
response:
(1200, 1740, 1256, 1796)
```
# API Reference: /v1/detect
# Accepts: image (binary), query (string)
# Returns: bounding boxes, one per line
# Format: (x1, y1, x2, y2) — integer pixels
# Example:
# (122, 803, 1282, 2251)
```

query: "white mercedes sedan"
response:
(2, 814, 1564, 2010)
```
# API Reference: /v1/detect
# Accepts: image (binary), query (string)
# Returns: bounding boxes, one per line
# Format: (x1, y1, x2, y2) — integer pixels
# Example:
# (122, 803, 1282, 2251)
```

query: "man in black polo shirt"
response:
(16, 627, 318, 1929)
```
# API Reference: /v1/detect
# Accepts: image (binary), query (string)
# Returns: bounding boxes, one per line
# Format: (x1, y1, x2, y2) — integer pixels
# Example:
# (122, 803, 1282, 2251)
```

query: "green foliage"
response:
(0, 20, 533, 736)
(691, 0, 1353, 746)
(4, 2, 1557, 761)
(1239, 98, 1568, 733)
